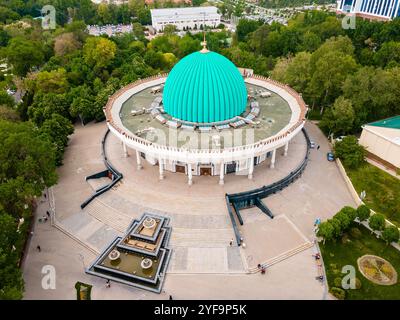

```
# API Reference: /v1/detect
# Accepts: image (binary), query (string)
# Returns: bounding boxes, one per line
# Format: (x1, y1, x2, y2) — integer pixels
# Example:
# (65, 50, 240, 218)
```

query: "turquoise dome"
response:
(163, 51, 247, 123)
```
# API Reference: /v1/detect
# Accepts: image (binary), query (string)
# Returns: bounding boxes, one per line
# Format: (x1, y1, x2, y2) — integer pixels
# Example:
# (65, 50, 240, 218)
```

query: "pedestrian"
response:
(36, 245, 41, 252)
(106, 280, 110, 288)
(257, 264, 261, 269)
(46, 211, 50, 217)
(229, 239, 233, 246)
(317, 145, 320, 150)
(169, 295, 173, 300)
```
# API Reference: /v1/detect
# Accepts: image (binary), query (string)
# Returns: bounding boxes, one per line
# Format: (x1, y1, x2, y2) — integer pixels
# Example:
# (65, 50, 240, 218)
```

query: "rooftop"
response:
(150, 6, 218, 17)
(368, 116, 400, 130)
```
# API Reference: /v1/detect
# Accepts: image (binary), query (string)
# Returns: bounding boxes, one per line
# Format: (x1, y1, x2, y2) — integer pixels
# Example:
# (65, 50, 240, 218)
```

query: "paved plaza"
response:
(22, 121, 356, 299)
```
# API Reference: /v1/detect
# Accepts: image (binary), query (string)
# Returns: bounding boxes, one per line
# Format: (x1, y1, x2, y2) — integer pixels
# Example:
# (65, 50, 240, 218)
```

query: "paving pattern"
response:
(22, 121, 357, 299)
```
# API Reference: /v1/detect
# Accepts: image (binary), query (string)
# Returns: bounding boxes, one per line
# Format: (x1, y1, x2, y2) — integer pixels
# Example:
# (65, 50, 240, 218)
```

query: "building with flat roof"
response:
(337, 0, 400, 21)
(359, 116, 400, 169)
(150, 6, 221, 32)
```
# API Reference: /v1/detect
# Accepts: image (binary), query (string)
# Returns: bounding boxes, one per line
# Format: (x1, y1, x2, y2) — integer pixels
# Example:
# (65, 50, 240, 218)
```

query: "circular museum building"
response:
(104, 44, 307, 185)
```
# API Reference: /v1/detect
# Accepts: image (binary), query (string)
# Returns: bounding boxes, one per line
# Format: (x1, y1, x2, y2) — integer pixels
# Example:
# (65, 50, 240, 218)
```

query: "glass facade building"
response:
(337, 0, 400, 20)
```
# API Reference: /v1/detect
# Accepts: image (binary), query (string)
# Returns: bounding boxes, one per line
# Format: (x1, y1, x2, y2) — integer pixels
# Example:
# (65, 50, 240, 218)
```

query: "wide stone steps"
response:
(247, 242, 313, 273)
(170, 228, 234, 247)
(83, 199, 132, 233)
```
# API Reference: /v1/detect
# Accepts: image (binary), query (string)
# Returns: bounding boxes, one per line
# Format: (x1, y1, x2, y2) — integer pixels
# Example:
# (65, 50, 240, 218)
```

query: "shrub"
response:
(341, 206, 357, 221)
(330, 287, 346, 300)
(350, 227, 362, 239)
(369, 214, 386, 232)
(317, 221, 334, 242)
(334, 210, 352, 231)
(382, 226, 400, 244)
(330, 218, 342, 238)
(356, 205, 370, 223)
(355, 278, 362, 290)
(334, 277, 343, 288)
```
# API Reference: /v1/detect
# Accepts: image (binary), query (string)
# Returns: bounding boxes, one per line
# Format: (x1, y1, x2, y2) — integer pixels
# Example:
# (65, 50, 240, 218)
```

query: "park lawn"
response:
(320, 223, 400, 300)
(346, 162, 400, 226)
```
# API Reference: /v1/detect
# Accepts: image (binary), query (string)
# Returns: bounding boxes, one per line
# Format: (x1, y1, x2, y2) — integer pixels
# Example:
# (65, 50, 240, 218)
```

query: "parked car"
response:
(335, 136, 346, 143)
(327, 152, 335, 162)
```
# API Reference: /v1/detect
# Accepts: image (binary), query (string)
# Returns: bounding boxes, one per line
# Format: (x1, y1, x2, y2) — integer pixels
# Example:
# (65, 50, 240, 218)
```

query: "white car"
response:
(310, 141, 316, 149)
(335, 136, 346, 143)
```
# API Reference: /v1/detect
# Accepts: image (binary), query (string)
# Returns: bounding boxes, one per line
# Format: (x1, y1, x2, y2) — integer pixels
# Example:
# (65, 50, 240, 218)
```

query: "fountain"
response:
(143, 217, 156, 229)
(141, 258, 153, 270)
(108, 249, 120, 261)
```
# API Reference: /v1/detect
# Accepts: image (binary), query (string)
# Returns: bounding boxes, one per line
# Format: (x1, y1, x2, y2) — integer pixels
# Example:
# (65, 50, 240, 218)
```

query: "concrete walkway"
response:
(22, 121, 356, 299)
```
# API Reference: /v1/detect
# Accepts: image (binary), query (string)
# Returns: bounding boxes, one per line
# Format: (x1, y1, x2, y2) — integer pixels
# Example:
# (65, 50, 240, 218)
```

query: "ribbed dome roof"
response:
(163, 51, 247, 123)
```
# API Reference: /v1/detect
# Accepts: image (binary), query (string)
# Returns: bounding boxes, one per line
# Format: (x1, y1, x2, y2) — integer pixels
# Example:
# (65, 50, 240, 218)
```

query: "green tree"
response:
(334, 210, 352, 231)
(356, 205, 370, 223)
(382, 226, 400, 244)
(0, 213, 23, 300)
(83, 37, 117, 70)
(40, 114, 74, 165)
(333, 136, 366, 169)
(374, 41, 400, 68)
(0, 121, 57, 216)
(35, 68, 69, 94)
(320, 96, 355, 136)
(368, 213, 386, 232)
(4, 37, 45, 76)
(236, 19, 261, 42)
(317, 221, 334, 243)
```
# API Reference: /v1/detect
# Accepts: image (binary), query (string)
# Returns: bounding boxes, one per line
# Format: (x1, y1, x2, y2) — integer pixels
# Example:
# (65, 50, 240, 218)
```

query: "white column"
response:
(219, 162, 224, 185)
(159, 158, 164, 180)
(248, 157, 254, 179)
(187, 163, 193, 186)
(136, 150, 142, 170)
(122, 142, 128, 158)
(270, 149, 276, 169)
(284, 141, 289, 157)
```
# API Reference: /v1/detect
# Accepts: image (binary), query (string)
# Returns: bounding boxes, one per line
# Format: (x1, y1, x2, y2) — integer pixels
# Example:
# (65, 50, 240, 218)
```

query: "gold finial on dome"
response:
(200, 31, 209, 53)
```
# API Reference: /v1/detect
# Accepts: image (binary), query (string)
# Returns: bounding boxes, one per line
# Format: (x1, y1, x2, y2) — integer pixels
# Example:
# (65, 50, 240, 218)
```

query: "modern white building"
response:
(359, 116, 400, 170)
(150, 6, 221, 32)
(337, 0, 400, 21)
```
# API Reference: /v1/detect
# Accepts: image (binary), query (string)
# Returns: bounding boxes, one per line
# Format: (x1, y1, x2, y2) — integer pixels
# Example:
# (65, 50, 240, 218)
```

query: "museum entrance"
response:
(200, 167, 212, 176)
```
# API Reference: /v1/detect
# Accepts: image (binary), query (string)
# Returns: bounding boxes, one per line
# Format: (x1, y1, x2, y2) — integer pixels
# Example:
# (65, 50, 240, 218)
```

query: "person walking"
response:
(106, 280, 111, 288)
(169, 295, 173, 300)
(229, 238, 233, 246)
(36, 245, 41, 252)
(46, 211, 50, 218)
(317, 145, 320, 150)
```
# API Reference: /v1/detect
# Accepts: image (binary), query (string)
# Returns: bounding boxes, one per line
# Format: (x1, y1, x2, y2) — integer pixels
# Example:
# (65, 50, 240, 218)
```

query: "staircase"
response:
(247, 242, 314, 273)
(170, 228, 234, 248)
(83, 199, 132, 233)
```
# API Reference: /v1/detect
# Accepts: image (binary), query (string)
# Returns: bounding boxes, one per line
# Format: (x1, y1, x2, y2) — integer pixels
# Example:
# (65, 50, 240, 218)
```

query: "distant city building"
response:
(359, 116, 400, 170)
(337, 0, 400, 21)
(150, 6, 221, 32)
(145, 0, 191, 4)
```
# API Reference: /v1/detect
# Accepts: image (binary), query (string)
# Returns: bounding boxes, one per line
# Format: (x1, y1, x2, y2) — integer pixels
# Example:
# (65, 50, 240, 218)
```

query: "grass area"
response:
(320, 223, 400, 300)
(346, 162, 400, 226)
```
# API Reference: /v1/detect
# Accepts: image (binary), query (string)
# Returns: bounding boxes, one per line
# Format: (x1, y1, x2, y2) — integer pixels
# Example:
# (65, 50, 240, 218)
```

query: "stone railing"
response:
(104, 73, 308, 158)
